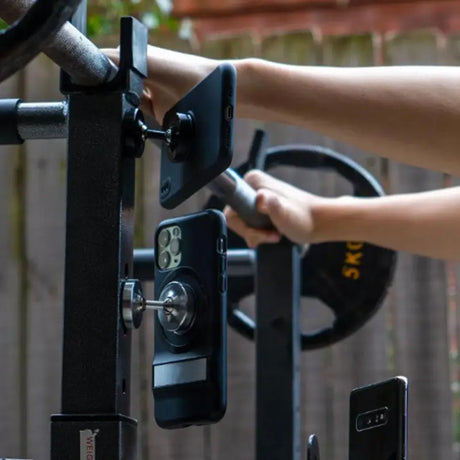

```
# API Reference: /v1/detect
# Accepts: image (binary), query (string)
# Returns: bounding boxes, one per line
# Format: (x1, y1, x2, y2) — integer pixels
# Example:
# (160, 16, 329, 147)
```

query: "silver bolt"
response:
(144, 297, 174, 314)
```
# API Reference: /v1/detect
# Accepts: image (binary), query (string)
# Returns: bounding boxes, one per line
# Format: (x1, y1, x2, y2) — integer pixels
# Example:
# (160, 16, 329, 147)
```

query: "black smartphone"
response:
(349, 376, 408, 460)
(152, 209, 227, 429)
(159, 62, 236, 209)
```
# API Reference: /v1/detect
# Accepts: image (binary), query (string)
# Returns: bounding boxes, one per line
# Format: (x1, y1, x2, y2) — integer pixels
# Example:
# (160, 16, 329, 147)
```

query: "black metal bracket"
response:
(60, 16, 147, 96)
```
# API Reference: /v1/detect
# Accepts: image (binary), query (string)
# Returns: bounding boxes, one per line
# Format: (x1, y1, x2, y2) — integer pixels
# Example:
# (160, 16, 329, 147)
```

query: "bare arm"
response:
(225, 170, 460, 261)
(236, 60, 460, 175)
(103, 47, 460, 175)
(315, 188, 460, 260)
(102, 47, 460, 259)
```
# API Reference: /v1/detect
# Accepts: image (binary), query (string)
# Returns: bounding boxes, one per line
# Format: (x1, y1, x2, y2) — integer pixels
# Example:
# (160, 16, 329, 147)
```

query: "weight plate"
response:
(0, 0, 81, 82)
(206, 144, 396, 350)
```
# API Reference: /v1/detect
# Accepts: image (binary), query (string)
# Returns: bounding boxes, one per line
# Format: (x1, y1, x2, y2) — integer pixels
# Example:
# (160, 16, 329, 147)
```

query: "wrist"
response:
(312, 196, 364, 243)
(232, 58, 269, 119)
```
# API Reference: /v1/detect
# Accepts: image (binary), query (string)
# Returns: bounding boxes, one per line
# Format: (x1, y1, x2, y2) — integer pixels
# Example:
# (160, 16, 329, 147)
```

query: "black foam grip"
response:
(0, 98, 23, 145)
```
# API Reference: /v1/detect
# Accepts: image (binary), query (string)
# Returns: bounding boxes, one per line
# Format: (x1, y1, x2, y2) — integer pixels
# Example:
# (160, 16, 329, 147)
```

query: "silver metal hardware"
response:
(121, 279, 195, 331)
(157, 281, 195, 335)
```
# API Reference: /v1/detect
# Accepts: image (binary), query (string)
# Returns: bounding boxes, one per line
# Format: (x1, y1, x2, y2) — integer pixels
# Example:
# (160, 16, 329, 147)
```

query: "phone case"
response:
(159, 63, 236, 209)
(152, 209, 227, 428)
(349, 376, 408, 460)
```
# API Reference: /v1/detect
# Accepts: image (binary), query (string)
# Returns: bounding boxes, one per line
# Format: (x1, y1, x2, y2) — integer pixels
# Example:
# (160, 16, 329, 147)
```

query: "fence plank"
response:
(200, 34, 257, 60)
(384, 30, 453, 460)
(320, 33, 392, 460)
(442, 33, 460, 458)
(257, 31, 392, 460)
(21, 56, 66, 460)
(0, 74, 22, 458)
(130, 156, 149, 460)
(445, 34, 460, 65)
(0, 26, 457, 460)
(134, 33, 213, 460)
(199, 34, 259, 460)
(261, 31, 320, 65)
(260, 31, 336, 460)
(259, 31, 324, 149)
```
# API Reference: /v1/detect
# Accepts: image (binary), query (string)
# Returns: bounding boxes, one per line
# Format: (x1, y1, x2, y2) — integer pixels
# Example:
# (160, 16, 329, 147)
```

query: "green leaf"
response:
(86, 0, 178, 37)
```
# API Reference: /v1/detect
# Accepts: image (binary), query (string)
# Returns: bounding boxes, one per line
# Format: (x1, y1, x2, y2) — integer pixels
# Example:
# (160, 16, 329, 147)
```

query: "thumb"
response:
(256, 189, 291, 227)
(257, 189, 306, 244)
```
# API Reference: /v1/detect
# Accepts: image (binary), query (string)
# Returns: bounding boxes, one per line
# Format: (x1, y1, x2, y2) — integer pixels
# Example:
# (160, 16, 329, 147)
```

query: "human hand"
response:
(224, 170, 327, 248)
(101, 46, 218, 123)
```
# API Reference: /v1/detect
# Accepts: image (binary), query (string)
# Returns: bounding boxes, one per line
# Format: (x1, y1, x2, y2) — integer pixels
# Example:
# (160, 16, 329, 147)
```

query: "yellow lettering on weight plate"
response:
(342, 266, 360, 280)
(342, 241, 364, 280)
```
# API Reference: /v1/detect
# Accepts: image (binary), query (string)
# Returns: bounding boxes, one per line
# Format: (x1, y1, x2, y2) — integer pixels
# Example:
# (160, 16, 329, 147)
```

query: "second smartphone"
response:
(160, 63, 236, 209)
(349, 376, 408, 460)
(152, 210, 227, 429)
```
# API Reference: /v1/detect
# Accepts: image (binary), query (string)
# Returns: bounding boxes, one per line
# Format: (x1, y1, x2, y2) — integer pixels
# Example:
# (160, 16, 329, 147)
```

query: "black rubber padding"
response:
(0, 0, 82, 83)
(0, 98, 23, 145)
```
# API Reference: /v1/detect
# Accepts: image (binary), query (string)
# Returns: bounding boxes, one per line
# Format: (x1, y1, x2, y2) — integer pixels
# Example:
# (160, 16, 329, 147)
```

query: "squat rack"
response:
(0, 2, 396, 459)
(0, 2, 303, 459)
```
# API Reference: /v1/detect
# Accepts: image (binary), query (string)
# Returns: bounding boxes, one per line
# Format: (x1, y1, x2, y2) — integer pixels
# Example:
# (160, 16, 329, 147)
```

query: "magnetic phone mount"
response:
(123, 107, 194, 161)
(123, 63, 236, 210)
(121, 279, 195, 332)
(157, 281, 196, 335)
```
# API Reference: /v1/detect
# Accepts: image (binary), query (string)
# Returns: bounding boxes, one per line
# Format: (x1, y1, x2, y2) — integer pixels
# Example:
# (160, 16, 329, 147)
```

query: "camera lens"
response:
(172, 226, 181, 237)
(356, 407, 389, 431)
(158, 251, 171, 269)
(170, 238, 181, 256)
(158, 229, 170, 247)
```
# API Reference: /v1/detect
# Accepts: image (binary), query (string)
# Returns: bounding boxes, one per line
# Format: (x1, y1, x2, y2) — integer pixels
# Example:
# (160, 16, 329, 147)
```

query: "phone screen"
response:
(349, 376, 408, 460)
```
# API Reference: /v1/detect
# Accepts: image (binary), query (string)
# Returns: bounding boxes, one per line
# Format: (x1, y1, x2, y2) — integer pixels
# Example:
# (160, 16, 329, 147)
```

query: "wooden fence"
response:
(1, 26, 460, 460)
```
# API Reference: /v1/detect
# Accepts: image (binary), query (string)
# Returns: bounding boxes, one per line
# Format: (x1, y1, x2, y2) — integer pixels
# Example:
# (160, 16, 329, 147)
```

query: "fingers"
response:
(244, 169, 303, 198)
(140, 86, 157, 121)
(224, 206, 281, 248)
(224, 171, 314, 247)
(256, 189, 298, 236)
(100, 48, 119, 65)
(100, 48, 159, 120)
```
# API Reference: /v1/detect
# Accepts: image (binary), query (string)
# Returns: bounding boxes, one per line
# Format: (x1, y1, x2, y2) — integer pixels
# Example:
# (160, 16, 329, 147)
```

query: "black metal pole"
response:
(50, 85, 138, 460)
(50, 11, 147, 460)
(255, 243, 302, 460)
(133, 248, 256, 281)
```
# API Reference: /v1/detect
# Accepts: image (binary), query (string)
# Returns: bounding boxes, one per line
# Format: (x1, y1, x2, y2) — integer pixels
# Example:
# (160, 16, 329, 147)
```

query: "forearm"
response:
(139, 48, 460, 174)
(146, 46, 216, 99)
(234, 59, 460, 175)
(314, 187, 460, 260)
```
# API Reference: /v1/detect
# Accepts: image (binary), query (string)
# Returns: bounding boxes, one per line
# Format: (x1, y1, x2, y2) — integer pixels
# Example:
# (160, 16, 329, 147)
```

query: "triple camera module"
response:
(356, 407, 389, 431)
(157, 225, 182, 270)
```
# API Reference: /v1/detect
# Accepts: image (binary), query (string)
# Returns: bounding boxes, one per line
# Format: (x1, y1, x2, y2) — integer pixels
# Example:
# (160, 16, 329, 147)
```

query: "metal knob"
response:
(122, 280, 145, 329)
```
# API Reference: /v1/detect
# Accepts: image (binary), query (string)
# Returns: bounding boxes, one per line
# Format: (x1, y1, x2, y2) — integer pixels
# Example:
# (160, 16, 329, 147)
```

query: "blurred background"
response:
(2, 0, 460, 459)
